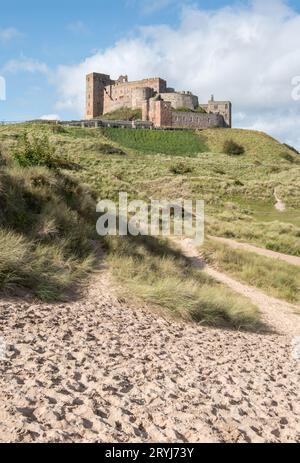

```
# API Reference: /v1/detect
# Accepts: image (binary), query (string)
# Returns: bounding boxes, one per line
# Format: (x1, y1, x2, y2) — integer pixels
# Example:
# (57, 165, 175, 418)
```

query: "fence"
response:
(0, 119, 190, 131)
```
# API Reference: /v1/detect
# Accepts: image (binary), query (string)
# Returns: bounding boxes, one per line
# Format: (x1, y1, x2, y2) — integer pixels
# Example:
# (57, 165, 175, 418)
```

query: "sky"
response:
(1, 0, 300, 148)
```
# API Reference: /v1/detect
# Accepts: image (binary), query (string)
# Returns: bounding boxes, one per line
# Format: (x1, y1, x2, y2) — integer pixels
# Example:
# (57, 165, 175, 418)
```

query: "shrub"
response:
(223, 139, 245, 156)
(169, 161, 192, 175)
(13, 132, 57, 168)
(51, 124, 67, 134)
(283, 143, 299, 155)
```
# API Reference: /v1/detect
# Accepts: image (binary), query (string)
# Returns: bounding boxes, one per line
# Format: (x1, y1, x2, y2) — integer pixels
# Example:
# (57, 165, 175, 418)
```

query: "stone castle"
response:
(85, 73, 232, 129)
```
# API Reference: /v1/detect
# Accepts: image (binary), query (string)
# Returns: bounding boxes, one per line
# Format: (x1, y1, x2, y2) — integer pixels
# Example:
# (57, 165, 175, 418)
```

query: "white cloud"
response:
(40, 114, 60, 121)
(3, 57, 48, 74)
(0, 27, 21, 42)
(52, 0, 300, 149)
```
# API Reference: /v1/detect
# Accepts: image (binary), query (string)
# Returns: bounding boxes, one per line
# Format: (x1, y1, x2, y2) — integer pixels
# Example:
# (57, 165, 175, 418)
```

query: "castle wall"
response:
(103, 78, 166, 114)
(132, 87, 154, 109)
(159, 92, 199, 110)
(172, 111, 225, 129)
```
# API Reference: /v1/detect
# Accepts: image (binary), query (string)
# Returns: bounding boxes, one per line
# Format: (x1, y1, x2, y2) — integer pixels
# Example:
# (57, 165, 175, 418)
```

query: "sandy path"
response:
(0, 266, 299, 443)
(176, 237, 300, 337)
(274, 188, 286, 212)
(208, 236, 300, 267)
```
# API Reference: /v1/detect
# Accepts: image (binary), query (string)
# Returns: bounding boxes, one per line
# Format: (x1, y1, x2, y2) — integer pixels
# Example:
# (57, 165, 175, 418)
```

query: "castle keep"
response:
(86, 73, 232, 129)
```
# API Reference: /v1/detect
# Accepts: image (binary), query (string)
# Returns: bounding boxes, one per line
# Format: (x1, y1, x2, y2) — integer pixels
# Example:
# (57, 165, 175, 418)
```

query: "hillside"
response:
(0, 123, 299, 444)
(0, 123, 299, 319)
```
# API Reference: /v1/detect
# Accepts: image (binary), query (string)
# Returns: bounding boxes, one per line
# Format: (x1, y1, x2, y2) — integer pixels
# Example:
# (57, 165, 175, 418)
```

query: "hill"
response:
(0, 122, 299, 328)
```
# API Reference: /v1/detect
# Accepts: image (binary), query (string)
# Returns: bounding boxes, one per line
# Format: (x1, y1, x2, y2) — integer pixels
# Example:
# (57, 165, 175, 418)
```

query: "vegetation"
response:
(100, 107, 142, 121)
(202, 240, 300, 303)
(223, 139, 245, 156)
(0, 122, 299, 327)
(174, 106, 207, 114)
(283, 143, 299, 155)
(0, 135, 97, 300)
(105, 235, 260, 330)
(101, 127, 207, 156)
(169, 161, 193, 175)
(13, 132, 57, 168)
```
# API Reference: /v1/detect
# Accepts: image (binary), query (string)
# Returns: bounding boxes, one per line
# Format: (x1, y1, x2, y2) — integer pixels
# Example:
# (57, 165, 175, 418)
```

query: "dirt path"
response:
(209, 236, 300, 266)
(175, 237, 300, 337)
(274, 188, 286, 212)
(0, 264, 299, 443)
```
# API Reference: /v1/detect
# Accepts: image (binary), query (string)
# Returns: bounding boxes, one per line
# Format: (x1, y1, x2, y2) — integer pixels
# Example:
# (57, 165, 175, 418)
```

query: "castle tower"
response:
(85, 72, 113, 120)
(207, 97, 232, 128)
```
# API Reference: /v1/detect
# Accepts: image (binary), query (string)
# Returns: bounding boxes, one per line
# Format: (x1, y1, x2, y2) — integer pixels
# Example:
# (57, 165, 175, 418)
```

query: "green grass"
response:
(0, 138, 97, 300)
(202, 240, 300, 303)
(101, 127, 208, 156)
(105, 235, 260, 330)
(0, 122, 299, 325)
(100, 107, 142, 121)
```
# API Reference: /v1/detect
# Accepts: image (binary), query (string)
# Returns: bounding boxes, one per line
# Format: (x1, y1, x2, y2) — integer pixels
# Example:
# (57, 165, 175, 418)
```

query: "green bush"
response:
(169, 161, 192, 175)
(51, 124, 67, 134)
(223, 139, 245, 156)
(13, 132, 57, 168)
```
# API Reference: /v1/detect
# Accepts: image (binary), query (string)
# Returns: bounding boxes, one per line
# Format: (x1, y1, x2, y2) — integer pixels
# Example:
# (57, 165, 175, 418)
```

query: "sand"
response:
(0, 267, 299, 443)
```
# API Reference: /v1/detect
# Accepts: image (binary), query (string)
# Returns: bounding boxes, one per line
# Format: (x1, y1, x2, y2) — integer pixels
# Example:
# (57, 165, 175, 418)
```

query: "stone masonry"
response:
(86, 72, 232, 129)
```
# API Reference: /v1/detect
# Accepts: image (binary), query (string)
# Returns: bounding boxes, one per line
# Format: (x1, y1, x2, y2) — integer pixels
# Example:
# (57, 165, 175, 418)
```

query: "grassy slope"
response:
(0, 166, 96, 300)
(202, 240, 300, 303)
(0, 122, 299, 326)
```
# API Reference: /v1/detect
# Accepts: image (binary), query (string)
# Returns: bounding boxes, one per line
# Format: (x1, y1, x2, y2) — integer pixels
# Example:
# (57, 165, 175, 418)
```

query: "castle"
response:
(85, 73, 232, 129)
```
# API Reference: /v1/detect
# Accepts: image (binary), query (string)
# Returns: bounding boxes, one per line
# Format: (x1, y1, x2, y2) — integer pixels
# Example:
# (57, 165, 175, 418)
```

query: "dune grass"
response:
(0, 123, 299, 322)
(0, 141, 97, 300)
(105, 234, 261, 330)
(202, 240, 300, 303)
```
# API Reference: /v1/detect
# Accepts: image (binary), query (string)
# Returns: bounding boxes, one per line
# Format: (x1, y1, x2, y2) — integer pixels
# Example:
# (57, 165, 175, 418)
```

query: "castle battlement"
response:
(85, 72, 232, 129)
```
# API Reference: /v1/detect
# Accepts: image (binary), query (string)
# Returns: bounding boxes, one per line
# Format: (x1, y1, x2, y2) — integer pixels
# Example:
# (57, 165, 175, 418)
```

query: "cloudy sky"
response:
(1, 0, 300, 148)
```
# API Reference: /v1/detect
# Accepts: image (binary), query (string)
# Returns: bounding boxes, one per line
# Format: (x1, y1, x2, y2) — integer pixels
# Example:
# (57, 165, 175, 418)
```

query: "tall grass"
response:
(0, 162, 97, 300)
(202, 240, 300, 303)
(105, 235, 261, 330)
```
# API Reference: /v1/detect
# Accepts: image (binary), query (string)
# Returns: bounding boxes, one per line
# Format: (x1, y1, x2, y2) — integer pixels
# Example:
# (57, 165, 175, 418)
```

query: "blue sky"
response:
(1, 0, 300, 147)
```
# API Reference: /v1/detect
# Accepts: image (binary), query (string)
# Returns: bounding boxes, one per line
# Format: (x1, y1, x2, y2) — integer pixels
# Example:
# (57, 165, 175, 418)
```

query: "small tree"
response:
(223, 139, 245, 156)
